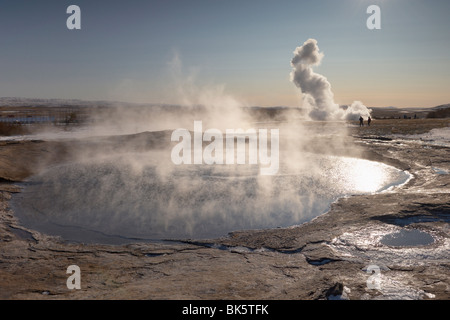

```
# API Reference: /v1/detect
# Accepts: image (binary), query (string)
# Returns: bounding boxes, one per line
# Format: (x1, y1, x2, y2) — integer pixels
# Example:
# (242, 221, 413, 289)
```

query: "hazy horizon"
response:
(0, 96, 447, 110)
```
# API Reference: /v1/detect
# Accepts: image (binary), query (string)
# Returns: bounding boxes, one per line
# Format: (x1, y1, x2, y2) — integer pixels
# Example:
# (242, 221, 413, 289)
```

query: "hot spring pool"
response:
(11, 153, 410, 244)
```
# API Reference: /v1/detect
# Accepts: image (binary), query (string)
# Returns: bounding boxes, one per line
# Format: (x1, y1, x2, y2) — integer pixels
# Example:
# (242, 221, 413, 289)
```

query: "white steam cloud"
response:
(12, 48, 389, 244)
(290, 38, 372, 121)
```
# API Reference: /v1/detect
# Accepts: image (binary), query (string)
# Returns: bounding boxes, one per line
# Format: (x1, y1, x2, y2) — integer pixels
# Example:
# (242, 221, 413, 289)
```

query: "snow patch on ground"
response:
(393, 127, 450, 147)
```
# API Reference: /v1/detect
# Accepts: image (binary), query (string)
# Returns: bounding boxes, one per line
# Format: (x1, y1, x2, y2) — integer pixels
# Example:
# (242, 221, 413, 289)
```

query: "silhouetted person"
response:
(359, 116, 364, 127)
(367, 116, 372, 126)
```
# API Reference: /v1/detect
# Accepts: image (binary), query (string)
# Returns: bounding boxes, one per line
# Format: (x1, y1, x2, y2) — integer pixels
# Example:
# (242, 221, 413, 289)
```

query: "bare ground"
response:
(0, 119, 449, 300)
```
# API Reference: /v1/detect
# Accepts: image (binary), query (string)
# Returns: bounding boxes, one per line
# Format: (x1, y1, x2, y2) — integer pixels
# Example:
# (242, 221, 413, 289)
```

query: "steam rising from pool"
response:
(12, 151, 410, 244)
(8, 44, 410, 244)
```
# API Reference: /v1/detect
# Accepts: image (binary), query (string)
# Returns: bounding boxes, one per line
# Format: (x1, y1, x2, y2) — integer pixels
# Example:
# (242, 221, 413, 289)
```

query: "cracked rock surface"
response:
(0, 124, 449, 300)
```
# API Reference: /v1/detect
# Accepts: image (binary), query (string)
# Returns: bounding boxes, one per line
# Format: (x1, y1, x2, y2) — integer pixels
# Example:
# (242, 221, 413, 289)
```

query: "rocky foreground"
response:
(0, 119, 449, 300)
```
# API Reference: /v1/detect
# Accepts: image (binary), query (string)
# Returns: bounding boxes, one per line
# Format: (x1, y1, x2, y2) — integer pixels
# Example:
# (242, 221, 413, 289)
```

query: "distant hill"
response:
(0, 97, 185, 111)
(0, 97, 115, 108)
(426, 106, 450, 118)
(431, 103, 450, 110)
(2, 97, 449, 119)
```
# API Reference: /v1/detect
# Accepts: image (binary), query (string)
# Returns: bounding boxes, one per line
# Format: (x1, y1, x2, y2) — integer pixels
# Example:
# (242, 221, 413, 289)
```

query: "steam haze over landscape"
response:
(0, 0, 449, 304)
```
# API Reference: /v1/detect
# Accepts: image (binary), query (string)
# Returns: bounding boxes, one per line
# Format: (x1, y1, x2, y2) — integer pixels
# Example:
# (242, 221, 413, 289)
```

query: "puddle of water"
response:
(432, 167, 448, 175)
(380, 229, 434, 247)
(8, 226, 36, 242)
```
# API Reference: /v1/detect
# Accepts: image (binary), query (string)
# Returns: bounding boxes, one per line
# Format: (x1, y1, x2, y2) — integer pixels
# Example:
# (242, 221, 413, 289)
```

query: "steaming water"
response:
(11, 151, 410, 244)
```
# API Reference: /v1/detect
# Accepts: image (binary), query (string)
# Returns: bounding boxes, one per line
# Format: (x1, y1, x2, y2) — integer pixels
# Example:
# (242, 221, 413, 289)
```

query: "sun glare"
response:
(338, 158, 392, 193)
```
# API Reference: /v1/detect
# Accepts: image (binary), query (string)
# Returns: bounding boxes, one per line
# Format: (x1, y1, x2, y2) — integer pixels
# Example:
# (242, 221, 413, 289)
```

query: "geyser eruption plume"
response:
(290, 38, 372, 121)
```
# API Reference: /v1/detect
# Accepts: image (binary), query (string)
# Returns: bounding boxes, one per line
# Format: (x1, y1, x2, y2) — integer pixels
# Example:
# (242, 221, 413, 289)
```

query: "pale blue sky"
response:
(1, 0, 449, 107)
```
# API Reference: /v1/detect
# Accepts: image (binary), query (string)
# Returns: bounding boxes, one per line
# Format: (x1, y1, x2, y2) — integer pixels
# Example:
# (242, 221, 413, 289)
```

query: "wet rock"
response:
(0, 126, 449, 300)
(326, 283, 350, 300)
